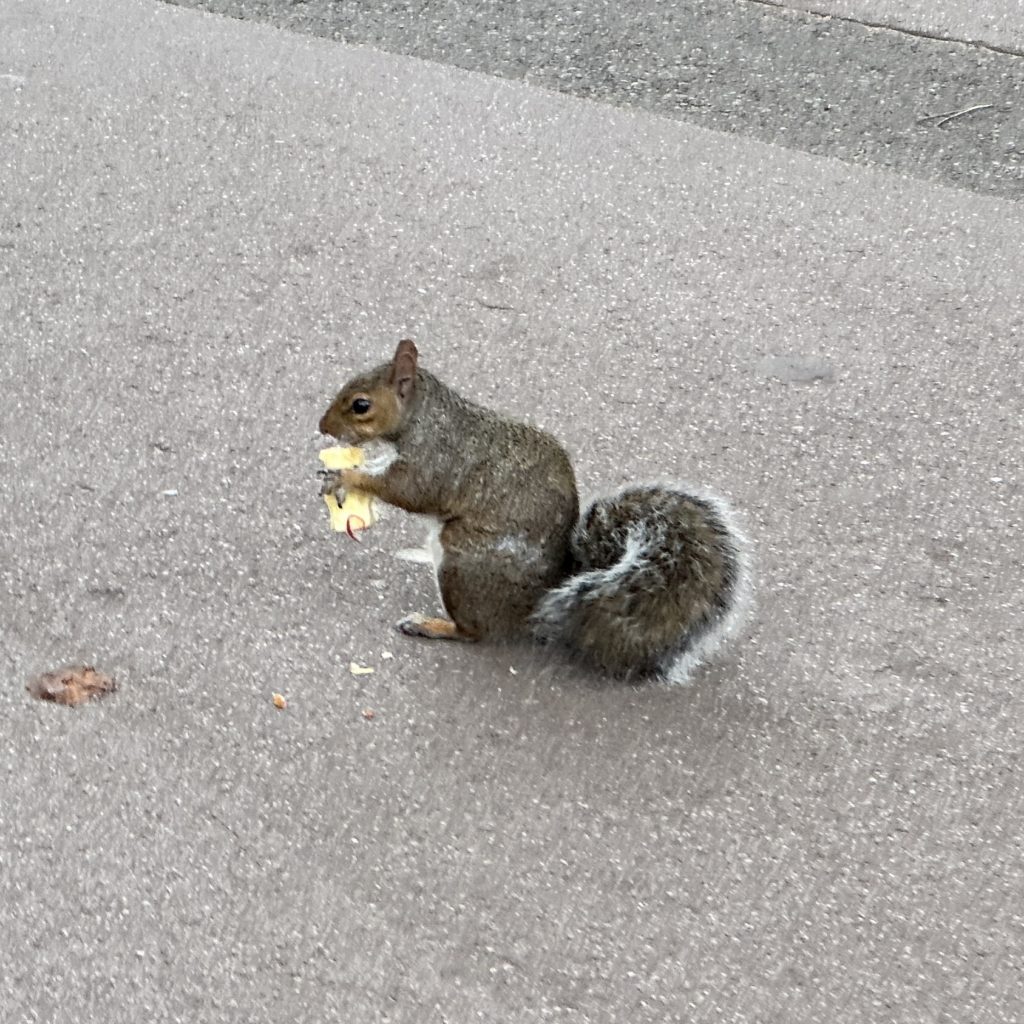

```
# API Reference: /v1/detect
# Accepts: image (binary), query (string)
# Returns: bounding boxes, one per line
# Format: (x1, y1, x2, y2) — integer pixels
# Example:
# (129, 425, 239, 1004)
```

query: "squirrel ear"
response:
(390, 339, 418, 401)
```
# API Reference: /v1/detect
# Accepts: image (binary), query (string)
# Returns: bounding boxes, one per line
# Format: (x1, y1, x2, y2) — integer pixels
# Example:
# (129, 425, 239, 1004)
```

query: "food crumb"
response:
(272, 692, 287, 710)
(349, 662, 375, 676)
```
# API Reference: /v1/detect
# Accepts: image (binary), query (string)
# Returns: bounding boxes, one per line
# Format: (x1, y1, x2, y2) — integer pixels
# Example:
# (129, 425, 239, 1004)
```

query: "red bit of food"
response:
(346, 515, 367, 542)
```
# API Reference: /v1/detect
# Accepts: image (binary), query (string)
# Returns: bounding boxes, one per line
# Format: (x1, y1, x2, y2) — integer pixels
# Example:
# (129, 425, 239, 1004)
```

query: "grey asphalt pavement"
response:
(2, 1, 1023, 1022)
(164, 0, 1024, 200)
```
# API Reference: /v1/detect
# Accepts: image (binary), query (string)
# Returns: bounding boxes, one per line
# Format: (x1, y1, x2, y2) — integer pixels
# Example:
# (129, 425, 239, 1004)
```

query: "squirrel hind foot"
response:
(396, 613, 478, 642)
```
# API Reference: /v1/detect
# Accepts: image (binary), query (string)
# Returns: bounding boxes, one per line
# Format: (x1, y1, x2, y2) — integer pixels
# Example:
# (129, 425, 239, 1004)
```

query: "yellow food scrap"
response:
(319, 446, 380, 538)
(272, 692, 287, 709)
(319, 446, 365, 471)
(349, 662, 375, 676)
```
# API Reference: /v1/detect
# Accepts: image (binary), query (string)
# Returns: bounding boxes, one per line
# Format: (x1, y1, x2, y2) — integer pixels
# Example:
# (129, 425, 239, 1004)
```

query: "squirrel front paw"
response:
(319, 466, 366, 498)
(318, 468, 347, 498)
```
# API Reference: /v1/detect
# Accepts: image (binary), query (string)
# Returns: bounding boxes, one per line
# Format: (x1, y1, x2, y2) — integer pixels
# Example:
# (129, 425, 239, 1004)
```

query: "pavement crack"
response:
(917, 104, 996, 129)
(475, 297, 516, 311)
(208, 810, 251, 854)
(740, 0, 1024, 59)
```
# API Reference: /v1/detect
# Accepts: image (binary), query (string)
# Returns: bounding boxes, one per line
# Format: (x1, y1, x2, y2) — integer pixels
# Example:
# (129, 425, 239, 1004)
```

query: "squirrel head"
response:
(319, 339, 419, 443)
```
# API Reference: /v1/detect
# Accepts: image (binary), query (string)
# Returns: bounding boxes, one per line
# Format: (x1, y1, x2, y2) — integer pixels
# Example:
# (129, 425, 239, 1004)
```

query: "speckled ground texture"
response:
(1, 1, 1022, 1022)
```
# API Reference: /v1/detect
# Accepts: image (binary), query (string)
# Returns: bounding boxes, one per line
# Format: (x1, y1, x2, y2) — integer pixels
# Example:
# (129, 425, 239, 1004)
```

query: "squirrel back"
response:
(319, 340, 749, 682)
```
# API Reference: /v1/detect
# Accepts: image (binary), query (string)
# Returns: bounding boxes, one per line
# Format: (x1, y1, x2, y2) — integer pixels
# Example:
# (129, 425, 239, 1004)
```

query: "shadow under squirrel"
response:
(319, 339, 749, 684)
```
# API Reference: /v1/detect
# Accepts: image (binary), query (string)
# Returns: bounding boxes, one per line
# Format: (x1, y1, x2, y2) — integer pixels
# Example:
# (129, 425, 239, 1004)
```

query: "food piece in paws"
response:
(318, 446, 380, 539)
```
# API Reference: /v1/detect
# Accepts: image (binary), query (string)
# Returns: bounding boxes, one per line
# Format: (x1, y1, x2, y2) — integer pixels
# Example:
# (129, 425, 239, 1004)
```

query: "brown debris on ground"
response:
(26, 665, 117, 707)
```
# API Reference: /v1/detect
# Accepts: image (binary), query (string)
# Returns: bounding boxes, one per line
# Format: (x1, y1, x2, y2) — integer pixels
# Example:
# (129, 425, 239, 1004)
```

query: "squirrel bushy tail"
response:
(530, 484, 750, 684)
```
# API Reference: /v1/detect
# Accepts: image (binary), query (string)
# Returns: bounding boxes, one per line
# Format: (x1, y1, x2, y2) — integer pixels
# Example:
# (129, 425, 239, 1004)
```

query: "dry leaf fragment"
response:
(349, 662, 375, 676)
(27, 665, 116, 707)
(272, 693, 287, 709)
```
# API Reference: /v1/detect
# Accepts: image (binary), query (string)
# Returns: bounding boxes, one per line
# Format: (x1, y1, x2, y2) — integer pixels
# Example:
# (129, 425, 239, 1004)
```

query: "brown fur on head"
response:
(319, 339, 419, 442)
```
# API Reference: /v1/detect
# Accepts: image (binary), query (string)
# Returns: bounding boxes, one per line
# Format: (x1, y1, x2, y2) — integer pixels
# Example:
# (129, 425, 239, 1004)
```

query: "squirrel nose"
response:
(318, 414, 333, 435)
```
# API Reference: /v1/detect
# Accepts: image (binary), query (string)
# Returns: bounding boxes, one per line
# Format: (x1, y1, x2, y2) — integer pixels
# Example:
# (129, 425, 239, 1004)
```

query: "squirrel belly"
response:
(530, 484, 750, 684)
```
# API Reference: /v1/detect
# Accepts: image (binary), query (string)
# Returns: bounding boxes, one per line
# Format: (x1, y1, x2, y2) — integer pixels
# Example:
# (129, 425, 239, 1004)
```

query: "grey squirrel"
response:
(318, 340, 749, 683)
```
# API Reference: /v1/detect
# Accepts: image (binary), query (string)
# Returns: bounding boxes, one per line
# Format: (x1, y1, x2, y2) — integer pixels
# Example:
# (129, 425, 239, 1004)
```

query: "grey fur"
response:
(531, 483, 750, 684)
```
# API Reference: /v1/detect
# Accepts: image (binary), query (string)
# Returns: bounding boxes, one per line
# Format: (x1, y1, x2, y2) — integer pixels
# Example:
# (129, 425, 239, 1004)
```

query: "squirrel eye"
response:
(351, 397, 372, 415)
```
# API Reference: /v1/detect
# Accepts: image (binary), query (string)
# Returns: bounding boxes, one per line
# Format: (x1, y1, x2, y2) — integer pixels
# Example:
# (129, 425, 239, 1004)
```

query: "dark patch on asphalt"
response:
(758, 354, 835, 383)
(159, 0, 1024, 200)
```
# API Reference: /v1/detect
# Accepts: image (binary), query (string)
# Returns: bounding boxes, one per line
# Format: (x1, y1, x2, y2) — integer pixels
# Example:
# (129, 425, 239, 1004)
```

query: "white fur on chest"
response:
(394, 515, 444, 573)
(358, 440, 399, 476)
